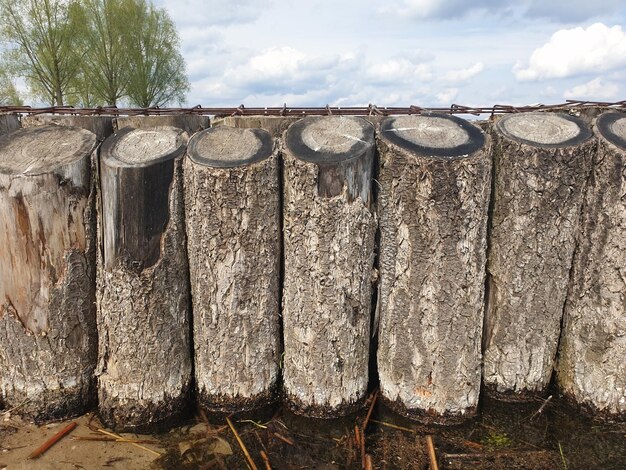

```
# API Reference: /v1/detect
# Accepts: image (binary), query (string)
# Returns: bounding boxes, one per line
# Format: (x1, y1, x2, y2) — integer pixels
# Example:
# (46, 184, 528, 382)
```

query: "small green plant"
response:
(558, 442, 568, 469)
(481, 430, 513, 450)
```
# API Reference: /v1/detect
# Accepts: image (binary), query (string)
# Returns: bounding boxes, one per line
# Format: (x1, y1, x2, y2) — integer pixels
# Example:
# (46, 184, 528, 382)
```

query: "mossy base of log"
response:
(284, 392, 366, 419)
(483, 384, 549, 403)
(380, 395, 478, 426)
(198, 386, 278, 415)
(98, 382, 191, 433)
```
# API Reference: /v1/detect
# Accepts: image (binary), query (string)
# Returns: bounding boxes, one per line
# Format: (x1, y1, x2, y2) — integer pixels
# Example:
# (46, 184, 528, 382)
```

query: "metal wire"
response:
(1, 100, 625, 117)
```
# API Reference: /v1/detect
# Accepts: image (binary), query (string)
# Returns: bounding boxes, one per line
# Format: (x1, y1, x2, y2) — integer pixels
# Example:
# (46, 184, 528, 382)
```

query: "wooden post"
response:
(484, 112, 594, 400)
(377, 114, 490, 424)
(282, 116, 376, 417)
(0, 113, 20, 134)
(184, 126, 281, 413)
(21, 115, 114, 142)
(213, 116, 300, 138)
(558, 112, 626, 418)
(0, 126, 98, 421)
(113, 115, 209, 135)
(97, 126, 191, 431)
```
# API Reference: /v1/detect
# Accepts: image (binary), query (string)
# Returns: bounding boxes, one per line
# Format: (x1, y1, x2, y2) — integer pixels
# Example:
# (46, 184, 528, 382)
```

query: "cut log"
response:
(21, 115, 114, 141)
(377, 114, 490, 424)
(0, 125, 98, 421)
(97, 126, 191, 431)
(484, 112, 594, 400)
(557, 112, 626, 418)
(213, 116, 300, 137)
(0, 113, 20, 135)
(282, 116, 376, 417)
(113, 115, 209, 135)
(184, 126, 281, 413)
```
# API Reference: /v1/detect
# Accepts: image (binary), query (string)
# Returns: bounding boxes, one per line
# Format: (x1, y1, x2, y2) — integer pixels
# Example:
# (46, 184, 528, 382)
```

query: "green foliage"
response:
(0, 69, 22, 105)
(0, 0, 189, 107)
(480, 430, 513, 450)
(0, 0, 83, 105)
(125, 3, 189, 107)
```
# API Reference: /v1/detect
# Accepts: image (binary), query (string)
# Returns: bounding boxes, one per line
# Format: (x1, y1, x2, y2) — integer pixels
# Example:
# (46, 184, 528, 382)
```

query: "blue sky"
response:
(157, 0, 626, 107)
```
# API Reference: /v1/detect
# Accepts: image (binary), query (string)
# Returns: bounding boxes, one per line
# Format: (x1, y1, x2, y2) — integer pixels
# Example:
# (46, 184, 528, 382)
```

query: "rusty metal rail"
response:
(1, 100, 625, 117)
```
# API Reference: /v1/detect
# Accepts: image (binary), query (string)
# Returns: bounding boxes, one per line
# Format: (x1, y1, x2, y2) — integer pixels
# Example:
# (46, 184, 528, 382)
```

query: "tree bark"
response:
(377, 114, 490, 424)
(484, 112, 594, 399)
(0, 113, 20, 135)
(558, 112, 626, 418)
(282, 116, 376, 417)
(97, 126, 192, 431)
(0, 125, 98, 421)
(213, 116, 300, 138)
(22, 115, 114, 142)
(113, 115, 209, 135)
(184, 126, 281, 413)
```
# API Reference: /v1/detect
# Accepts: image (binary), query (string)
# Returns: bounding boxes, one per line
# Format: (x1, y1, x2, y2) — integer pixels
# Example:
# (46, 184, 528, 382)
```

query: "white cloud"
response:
(436, 88, 459, 104)
(563, 78, 620, 99)
(390, 0, 504, 19)
(443, 62, 484, 82)
(387, 0, 622, 21)
(514, 23, 626, 80)
(157, 0, 267, 27)
(525, 0, 625, 22)
(366, 58, 432, 84)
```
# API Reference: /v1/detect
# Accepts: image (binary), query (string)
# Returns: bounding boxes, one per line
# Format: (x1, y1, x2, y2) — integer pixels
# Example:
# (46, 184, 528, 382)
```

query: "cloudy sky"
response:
(156, 0, 626, 108)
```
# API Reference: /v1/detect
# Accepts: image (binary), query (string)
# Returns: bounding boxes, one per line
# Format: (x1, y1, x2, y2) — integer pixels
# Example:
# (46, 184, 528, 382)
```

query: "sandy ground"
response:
(1, 414, 162, 470)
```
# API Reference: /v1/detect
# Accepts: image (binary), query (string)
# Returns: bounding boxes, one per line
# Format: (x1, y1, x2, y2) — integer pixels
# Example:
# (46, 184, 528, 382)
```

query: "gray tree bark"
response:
(484, 112, 595, 399)
(213, 116, 300, 138)
(184, 126, 281, 413)
(113, 115, 209, 135)
(0, 113, 20, 135)
(97, 126, 192, 431)
(22, 115, 114, 141)
(558, 112, 626, 418)
(0, 126, 98, 421)
(282, 116, 376, 417)
(377, 114, 490, 424)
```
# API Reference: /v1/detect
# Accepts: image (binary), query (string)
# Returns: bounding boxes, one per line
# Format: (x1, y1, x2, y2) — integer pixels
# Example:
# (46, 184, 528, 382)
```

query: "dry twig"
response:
(260, 450, 272, 470)
(426, 435, 439, 470)
(28, 422, 77, 459)
(94, 428, 161, 457)
(272, 432, 294, 446)
(369, 419, 415, 433)
(362, 390, 378, 430)
(226, 416, 258, 470)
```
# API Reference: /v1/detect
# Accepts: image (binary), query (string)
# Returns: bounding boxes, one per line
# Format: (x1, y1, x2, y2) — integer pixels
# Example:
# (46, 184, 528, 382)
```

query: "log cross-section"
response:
(97, 126, 191, 432)
(484, 112, 594, 400)
(376, 114, 490, 424)
(0, 125, 98, 421)
(184, 126, 281, 413)
(282, 116, 377, 417)
(558, 112, 626, 418)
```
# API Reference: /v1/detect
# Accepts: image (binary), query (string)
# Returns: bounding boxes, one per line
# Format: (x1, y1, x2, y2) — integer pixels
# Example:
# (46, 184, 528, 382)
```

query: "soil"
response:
(1, 388, 624, 469)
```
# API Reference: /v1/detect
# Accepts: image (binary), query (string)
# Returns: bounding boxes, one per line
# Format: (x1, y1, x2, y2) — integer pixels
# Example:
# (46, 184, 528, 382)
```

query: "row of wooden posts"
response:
(0, 110, 624, 432)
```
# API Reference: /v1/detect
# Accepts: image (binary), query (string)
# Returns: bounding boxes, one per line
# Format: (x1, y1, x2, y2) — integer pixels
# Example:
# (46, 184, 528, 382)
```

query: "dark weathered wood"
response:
(22, 115, 114, 141)
(376, 114, 490, 424)
(282, 116, 376, 417)
(184, 126, 281, 413)
(113, 115, 209, 135)
(484, 112, 594, 400)
(0, 113, 20, 135)
(97, 126, 191, 431)
(0, 125, 98, 421)
(558, 112, 626, 418)
(213, 116, 300, 138)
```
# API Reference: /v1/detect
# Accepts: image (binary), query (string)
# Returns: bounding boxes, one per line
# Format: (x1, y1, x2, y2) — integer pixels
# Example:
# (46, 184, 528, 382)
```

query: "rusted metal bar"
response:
(0, 101, 624, 118)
